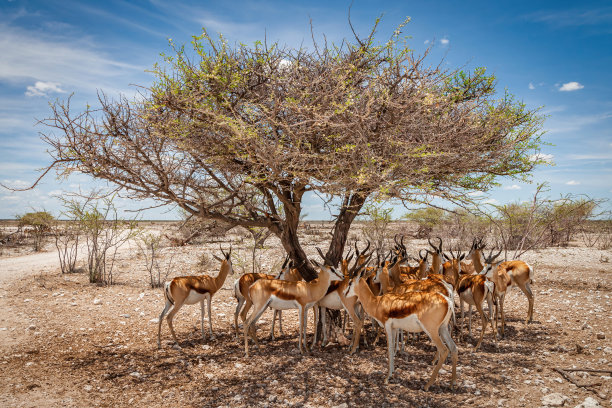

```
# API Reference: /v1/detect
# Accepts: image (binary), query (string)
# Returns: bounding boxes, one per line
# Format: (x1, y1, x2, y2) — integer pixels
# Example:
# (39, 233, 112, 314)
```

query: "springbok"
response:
(158, 246, 233, 348)
(344, 267, 458, 390)
(243, 253, 345, 356)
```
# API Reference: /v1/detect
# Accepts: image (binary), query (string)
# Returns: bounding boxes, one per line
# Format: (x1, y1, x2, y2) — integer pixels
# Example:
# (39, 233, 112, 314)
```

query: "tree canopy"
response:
(39, 18, 544, 279)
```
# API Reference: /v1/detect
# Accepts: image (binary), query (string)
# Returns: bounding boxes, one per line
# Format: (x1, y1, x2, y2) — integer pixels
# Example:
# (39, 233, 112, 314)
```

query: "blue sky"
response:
(0, 0, 610, 220)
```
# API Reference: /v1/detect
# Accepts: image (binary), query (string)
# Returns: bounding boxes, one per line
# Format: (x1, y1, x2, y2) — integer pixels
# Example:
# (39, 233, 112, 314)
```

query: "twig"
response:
(553, 368, 604, 391)
(561, 368, 612, 374)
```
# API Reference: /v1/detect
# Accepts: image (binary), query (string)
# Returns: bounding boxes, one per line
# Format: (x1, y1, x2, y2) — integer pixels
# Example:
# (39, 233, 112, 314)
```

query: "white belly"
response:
(269, 295, 300, 310)
(390, 314, 422, 333)
(460, 288, 476, 306)
(184, 290, 209, 305)
(318, 292, 343, 310)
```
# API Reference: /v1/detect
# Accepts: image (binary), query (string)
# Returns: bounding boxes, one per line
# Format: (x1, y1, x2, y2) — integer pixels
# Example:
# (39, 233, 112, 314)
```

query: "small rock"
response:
(121, 314, 130, 318)
(24, 299, 33, 303)
(149, 318, 159, 323)
(202, 344, 211, 350)
(233, 395, 243, 401)
(332, 404, 348, 408)
(581, 322, 592, 330)
(542, 393, 569, 407)
(93, 298, 102, 305)
(129, 371, 141, 378)
(83, 384, 92, 391)
(205, 373, 214, 380)
(235, 362, 243, 368)
(596, 333, 605, 340)
(603, 347, 612, 355)
(27, 324, 36, 331)
(574, 397, 600, 408)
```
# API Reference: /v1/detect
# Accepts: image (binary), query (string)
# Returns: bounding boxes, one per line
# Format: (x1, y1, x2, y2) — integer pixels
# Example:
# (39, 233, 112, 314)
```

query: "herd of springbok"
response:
(157, 237, 535, 391)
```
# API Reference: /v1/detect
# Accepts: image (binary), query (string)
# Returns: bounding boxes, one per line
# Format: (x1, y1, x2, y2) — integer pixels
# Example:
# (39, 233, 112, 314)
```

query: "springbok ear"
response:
(212, 255, 223, 262)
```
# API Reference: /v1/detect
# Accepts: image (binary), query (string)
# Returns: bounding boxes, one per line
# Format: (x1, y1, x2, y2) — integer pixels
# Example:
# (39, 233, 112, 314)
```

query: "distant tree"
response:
(17, 211, 54, 251)
(36, 18, 544, 279)
(403, 207, 447, 238)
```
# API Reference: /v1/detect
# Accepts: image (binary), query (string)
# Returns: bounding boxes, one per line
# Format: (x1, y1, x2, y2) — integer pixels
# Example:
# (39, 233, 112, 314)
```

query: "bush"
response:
(17, 211, 54, 251)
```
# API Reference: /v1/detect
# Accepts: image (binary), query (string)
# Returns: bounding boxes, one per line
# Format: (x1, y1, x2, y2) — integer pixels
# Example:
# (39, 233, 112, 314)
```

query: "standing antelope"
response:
(312, 251, 371, 353)
(344, 268, 458, 390)
(233, 257, 302, 340)
(158, 247, 233, 349)
(484, 261, 512, 337)
(243, 255, 344, 356)
(498, 260, 535, 323)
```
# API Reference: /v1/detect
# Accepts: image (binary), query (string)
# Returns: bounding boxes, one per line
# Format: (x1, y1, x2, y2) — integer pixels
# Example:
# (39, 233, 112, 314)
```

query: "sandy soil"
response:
(0, 231, 611, 408)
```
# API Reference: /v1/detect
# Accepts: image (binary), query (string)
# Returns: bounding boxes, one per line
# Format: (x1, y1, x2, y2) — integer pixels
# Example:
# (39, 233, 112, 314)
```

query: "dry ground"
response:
(0, 227, 611, 407)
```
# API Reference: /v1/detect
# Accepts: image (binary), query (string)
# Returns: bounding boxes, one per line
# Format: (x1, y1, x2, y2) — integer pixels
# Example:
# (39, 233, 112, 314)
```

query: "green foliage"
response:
(17, 211, 55, 251)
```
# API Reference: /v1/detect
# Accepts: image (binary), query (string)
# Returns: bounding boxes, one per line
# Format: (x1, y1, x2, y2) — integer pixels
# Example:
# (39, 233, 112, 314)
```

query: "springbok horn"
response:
(316, 247, 327, 263)
(282, 255, 290, 269)
(363, 240, 371, 255)
(219, 244, 226, 258)
(354, 241, 360, 257)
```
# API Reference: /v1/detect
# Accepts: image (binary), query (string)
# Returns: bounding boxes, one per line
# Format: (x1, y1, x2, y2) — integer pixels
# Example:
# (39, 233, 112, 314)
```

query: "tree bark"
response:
(325, 192, 369, 266)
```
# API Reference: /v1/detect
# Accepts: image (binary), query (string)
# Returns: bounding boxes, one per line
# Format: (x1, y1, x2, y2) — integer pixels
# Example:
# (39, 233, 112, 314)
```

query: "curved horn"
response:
(400, 235, 406, 250)
(316, 247, 328, 263)
(484, 247, 503, 263)
(354, 241, 360, 257)
(282, 255, 290, 269)
(219, 244, 226, 258)
(419, 249, 427, 260)
(363, 240, 371, 255)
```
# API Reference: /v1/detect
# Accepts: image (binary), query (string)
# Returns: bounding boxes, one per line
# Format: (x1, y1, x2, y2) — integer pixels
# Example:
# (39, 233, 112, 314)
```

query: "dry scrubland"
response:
(0, 221, 611, 408)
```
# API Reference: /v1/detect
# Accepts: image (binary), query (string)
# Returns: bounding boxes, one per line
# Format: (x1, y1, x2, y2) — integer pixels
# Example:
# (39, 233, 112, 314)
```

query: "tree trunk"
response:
(326, 192, 369, 266)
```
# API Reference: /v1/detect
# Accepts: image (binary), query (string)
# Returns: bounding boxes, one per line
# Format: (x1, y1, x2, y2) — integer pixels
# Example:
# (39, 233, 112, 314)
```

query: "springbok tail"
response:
(164, 281, 174, 305)
(527, 263, 534, 284)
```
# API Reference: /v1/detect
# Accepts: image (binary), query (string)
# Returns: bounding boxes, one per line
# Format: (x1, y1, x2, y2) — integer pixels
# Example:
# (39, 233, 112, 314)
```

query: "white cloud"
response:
(504, 184, 521, 190)
(25, 81, 66, 97)
(424, 39, 430, 45)
(483, 198, 499, 205)
(528, 82, 535, 90)
(440, 37, 449, 45)
(530, 153, 554, 163)
(0, 23, 146, 94)
(559, 81, 584, 92)
(567, 153, 612, 160)
(468, 190, 484, 196)
(566, 180, 580, 185)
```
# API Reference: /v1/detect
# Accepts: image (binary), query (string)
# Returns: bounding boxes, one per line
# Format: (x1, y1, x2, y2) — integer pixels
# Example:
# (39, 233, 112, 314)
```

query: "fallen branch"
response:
(561, 368, 612, 374)
(553, 368, 604, 391)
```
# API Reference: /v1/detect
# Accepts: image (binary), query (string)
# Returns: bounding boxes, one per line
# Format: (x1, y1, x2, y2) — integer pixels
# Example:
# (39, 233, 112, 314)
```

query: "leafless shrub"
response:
(136, 232, 177, 288)
(64, 194, 139, 285)
(360, 204, 393, 255)
(52, 221, 81, 274)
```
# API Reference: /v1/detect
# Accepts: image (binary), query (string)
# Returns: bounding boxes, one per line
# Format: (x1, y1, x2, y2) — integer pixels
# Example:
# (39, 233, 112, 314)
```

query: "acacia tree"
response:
(37, 19, 544, 280)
